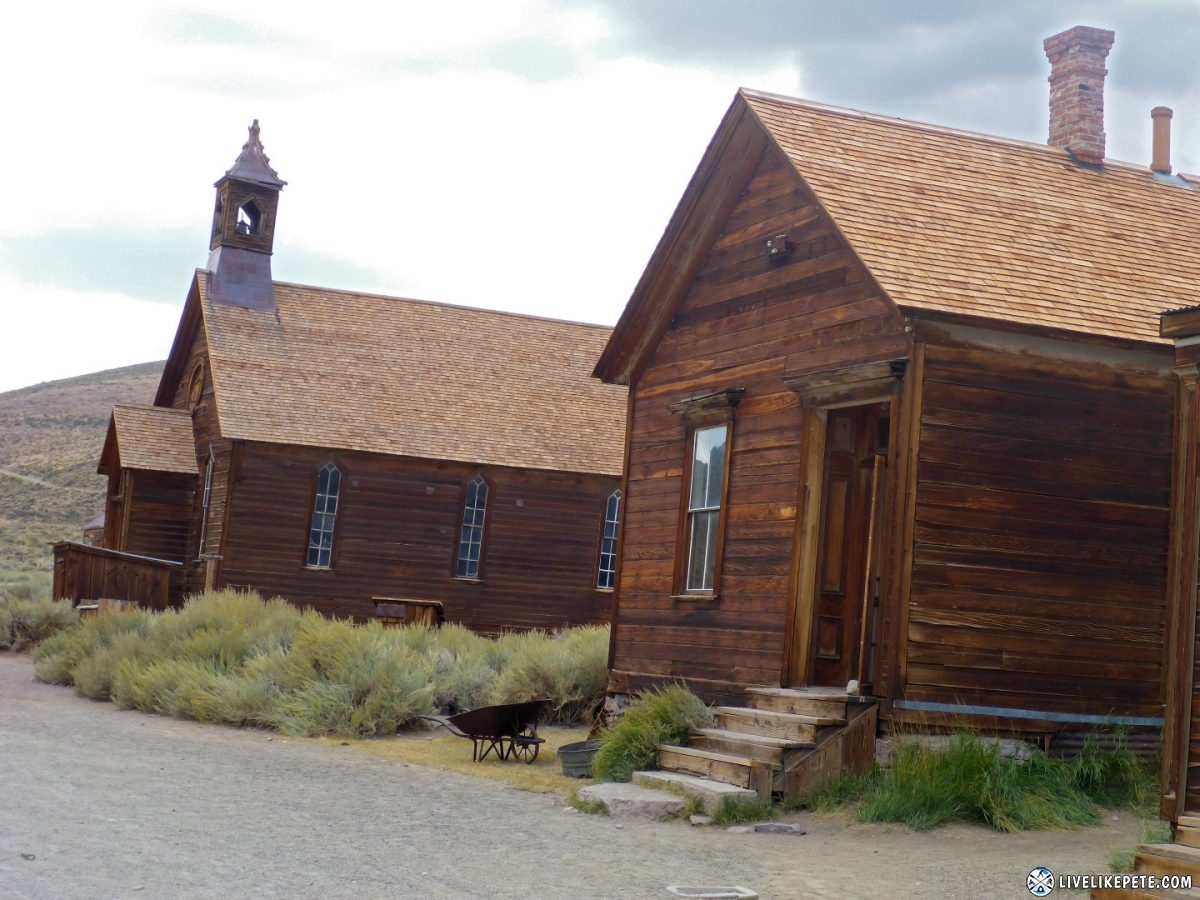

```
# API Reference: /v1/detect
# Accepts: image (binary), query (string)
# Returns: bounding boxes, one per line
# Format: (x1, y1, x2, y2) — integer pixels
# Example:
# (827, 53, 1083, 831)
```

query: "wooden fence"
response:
(52, 542, 181, 611)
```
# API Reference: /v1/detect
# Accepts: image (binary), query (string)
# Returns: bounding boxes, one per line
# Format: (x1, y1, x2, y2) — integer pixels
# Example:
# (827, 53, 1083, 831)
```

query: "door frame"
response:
(781, 358, 907, 688)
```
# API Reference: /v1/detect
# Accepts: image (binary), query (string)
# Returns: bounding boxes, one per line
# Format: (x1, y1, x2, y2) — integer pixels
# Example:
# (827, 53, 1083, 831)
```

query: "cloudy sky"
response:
(2, 0, 1198, 393)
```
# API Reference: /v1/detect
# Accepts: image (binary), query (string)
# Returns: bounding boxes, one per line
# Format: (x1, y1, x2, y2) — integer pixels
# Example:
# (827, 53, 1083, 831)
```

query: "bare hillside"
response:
(0, 362, 164, 594)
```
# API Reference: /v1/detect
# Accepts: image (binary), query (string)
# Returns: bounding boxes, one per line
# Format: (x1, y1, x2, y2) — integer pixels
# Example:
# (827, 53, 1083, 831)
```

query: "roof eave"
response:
(593, 92, 769, 386)
(154, 273, 205, 407)
(1161, 305, 1200, 340)
(97, 413, 119, 476)
(906, 307, 1174, 356)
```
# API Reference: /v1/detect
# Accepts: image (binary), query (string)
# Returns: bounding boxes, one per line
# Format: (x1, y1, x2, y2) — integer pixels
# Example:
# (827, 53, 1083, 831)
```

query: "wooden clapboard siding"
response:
(161, 318, 230, 597)
(52, 543, 179, 611)
(217, 441, 618, 632)
(904, 342, 1171, 719)
(1158, 359, 1200, 820)
(121, 470, 193, 562)
(610, 146, 908, 700)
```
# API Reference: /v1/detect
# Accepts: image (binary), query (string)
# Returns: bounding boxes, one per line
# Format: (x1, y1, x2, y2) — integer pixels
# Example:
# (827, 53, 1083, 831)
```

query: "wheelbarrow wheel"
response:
(511, 741, 539, 763)
(510, 726, 540, 764)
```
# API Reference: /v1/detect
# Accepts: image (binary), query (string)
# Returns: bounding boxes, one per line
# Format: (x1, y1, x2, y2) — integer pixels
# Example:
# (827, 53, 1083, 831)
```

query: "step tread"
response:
(633, 770, 759, 797)
(659, 743, 779, 770)
(1137, 842, 1200, 862)
(1177, 815, 1200, 828)
(692, 728, 813, 749)
(716, 706, 842, 726)
(747, 685, 874, 703)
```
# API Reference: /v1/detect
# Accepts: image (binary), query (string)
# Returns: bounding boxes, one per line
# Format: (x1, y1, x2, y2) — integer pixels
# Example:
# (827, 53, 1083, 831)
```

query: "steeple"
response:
(206, 120, 286, 309)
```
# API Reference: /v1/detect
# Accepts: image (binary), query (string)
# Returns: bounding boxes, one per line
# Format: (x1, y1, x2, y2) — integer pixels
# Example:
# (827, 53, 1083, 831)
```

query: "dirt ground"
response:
(0, 652, 1145, 899)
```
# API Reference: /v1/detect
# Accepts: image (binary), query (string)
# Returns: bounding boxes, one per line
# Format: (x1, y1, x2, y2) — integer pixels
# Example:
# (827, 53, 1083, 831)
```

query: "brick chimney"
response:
(1043, 26, 1115, 165)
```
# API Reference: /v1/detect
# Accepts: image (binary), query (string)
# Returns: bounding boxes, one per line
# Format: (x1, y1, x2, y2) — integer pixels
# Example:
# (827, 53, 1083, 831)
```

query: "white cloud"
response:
(0, 276, 179, 393)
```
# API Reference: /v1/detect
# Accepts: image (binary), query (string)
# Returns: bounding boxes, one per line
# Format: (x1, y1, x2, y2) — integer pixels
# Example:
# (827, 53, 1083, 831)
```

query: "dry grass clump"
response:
(32, 590, 610, 739)
(0, 595, 77, 650)
(590, 684, 712, 783)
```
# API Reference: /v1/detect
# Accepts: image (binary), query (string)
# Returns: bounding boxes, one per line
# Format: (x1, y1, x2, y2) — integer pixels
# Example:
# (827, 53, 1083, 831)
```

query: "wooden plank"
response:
(713, 707, 824, 741)
(890, 341, 925, 704)
(779, 704, 877, 800)
(656, 745, 776, 800)
(783, 408, 825, 686)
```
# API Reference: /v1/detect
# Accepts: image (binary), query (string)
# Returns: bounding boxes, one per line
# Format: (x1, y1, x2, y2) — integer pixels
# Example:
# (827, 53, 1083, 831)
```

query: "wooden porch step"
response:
(745, 686, 851, 720)
(689, 728, 812, 766)
(713, 706, 838, 742)
(1133, 842, 1200, 879)
(1176, 827, 1200, 850)
(656, 744, 775, 800)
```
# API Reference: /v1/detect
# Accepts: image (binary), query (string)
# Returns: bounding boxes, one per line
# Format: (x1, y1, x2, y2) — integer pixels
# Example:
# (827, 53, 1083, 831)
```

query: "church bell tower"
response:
(206, 120, 286, 309)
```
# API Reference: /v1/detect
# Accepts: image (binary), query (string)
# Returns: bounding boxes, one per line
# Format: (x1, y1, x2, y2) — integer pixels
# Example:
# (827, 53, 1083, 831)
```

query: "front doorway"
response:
(788, 402, 890, 689)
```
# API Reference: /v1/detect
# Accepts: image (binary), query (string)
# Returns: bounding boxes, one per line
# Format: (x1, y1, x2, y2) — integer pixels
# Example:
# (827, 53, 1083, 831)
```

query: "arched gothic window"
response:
(306, 462, 341, 568)
(456, 475, 489, 579)
(596, 489, 621, 589)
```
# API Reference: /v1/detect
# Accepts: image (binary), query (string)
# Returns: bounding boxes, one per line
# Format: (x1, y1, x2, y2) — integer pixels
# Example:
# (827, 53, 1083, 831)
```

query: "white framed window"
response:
(456, 475, 489, 579)
(685, 424, 728, 592)
(306, 462, 341, 568)
(596, 489, 621, 589)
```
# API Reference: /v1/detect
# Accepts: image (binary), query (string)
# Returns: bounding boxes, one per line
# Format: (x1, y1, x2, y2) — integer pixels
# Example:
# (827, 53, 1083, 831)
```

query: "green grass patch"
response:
(591, 684, 712, 783)
(31, 589, 610, 739)
(566, 787, 609, 815)
(1108, 817, 1172, 873)
(794, 732, 1159, 833)
(710, 795, 776, 826)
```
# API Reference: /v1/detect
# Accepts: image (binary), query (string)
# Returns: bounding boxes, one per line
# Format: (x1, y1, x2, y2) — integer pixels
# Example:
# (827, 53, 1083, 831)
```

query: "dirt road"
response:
(0, 653, 1143, 899)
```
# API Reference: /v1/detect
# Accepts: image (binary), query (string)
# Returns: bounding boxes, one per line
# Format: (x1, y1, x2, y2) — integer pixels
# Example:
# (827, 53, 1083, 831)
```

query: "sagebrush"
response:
(0, 594, 77, 650)
(32, 589, 609, 739)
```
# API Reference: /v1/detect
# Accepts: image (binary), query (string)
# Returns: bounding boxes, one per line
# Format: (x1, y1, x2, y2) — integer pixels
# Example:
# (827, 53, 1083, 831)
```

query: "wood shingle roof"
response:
(742, 89, 1200, 345)
(596, 89, 1200, 384)
(196, 272, 627, 475)
(102, 405, 198, 475)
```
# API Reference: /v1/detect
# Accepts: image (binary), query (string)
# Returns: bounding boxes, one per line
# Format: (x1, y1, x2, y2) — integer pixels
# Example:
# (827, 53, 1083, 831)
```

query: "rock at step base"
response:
(577, 782, 687, 820)
(724, 823, 807, 835)
(754, 823, 806, 835)
(632, 770, 759, 816)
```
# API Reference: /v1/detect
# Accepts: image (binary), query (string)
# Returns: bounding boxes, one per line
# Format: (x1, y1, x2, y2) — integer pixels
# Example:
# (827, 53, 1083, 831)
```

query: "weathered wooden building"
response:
(595, 26, 1200, 752)
(62, 121, 629, 633)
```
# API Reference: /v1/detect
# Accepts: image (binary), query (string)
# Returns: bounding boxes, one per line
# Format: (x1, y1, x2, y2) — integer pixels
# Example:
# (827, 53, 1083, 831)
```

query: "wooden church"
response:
(57, 122, 629, 633)
(594, 25, 1200, 779)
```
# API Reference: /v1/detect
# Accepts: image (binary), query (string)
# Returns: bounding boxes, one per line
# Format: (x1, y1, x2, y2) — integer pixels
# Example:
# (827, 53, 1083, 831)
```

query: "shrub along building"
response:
(593, 27, 1200, 797)
(57, 122, 628, 633)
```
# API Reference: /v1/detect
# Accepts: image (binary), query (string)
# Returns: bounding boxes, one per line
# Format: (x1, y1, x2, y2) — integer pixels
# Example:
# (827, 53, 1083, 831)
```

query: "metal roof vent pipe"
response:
(1151, 106, 1173, 175)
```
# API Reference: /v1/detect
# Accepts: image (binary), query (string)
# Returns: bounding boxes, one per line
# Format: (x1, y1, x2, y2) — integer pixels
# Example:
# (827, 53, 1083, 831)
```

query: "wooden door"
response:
(810, 404, 888, 688)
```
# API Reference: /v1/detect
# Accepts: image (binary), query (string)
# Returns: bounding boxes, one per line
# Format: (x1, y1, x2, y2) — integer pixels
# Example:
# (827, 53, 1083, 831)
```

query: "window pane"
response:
(457, 476, 488, 578)
(596, 489, 621, 589)
(690, 425, 727, 510)
(306, 463, 341, 568)
(686, 510, 718, 591)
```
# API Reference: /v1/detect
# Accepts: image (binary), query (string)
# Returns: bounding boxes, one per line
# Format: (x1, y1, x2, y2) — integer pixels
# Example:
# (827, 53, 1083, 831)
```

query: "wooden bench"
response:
(421, 699, 551, 764)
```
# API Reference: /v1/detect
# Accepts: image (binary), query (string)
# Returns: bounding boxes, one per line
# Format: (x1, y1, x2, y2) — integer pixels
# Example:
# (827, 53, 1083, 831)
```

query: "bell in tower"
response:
(206, 120, 287, 309)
